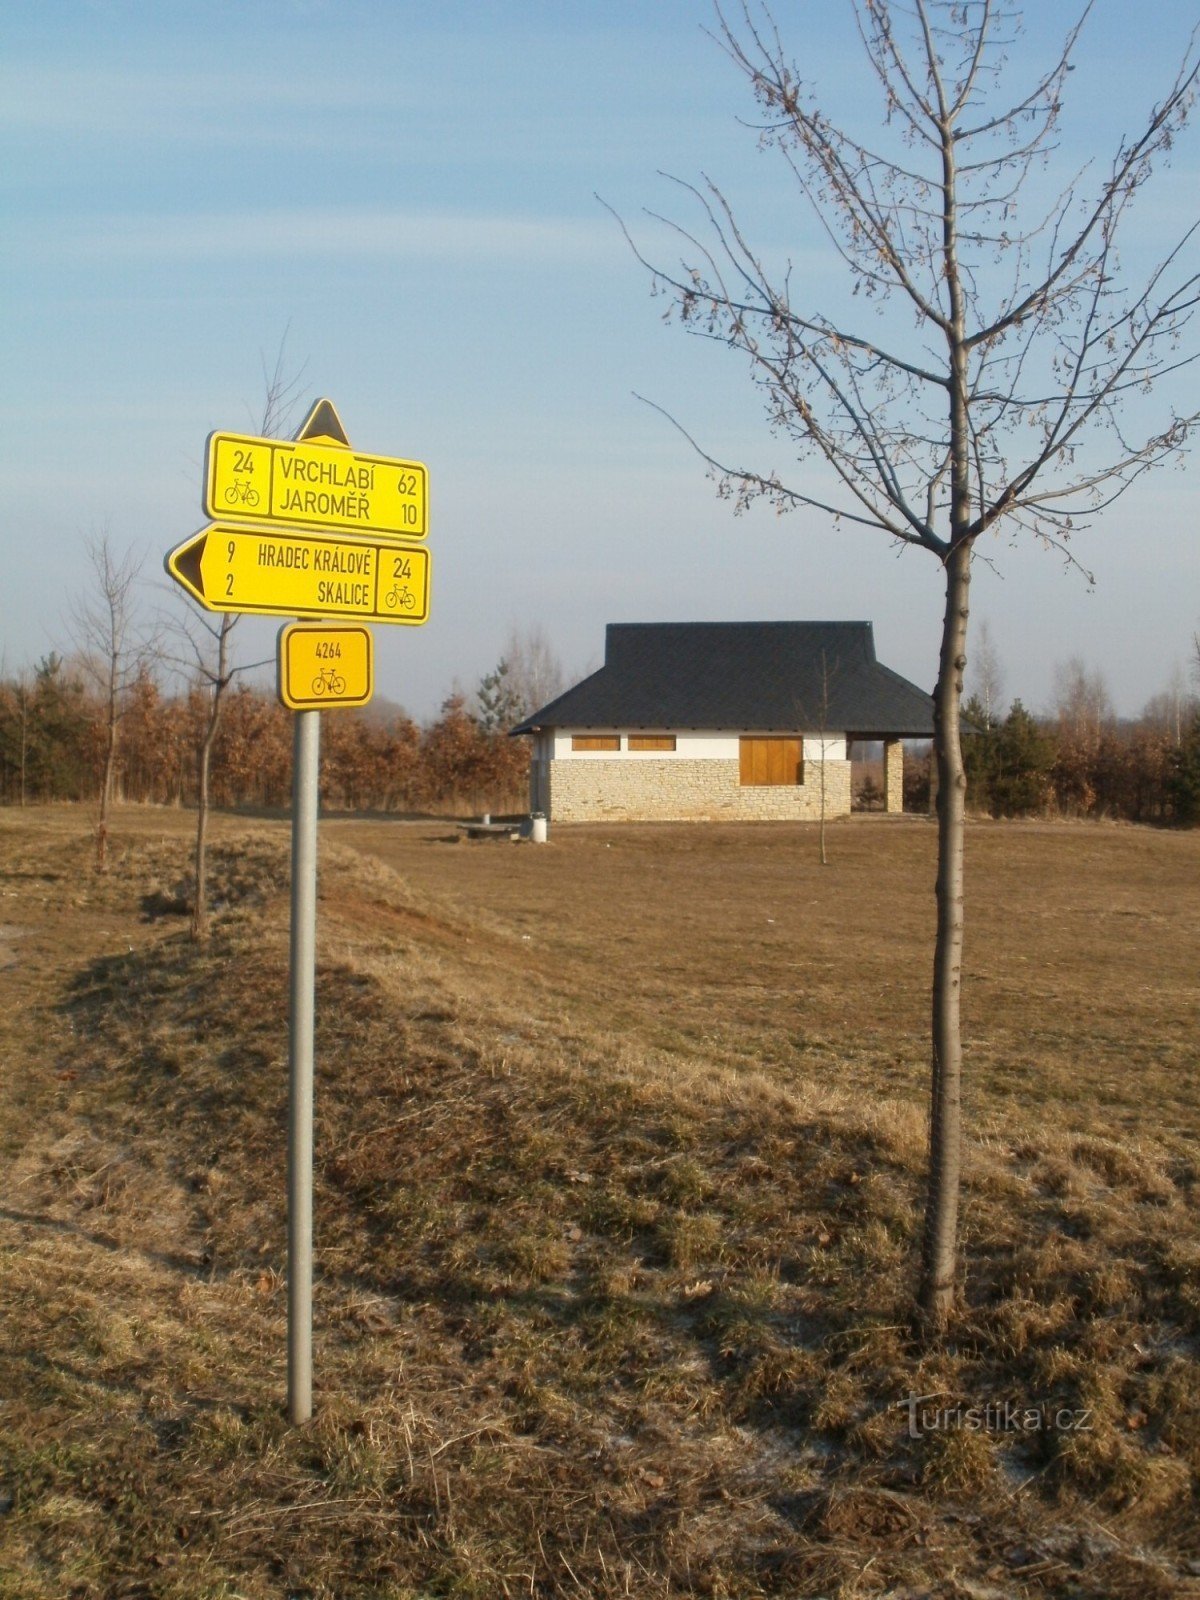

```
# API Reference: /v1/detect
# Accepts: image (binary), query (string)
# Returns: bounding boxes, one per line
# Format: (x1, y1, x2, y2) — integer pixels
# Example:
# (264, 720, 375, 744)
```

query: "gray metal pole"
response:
(288, 708, 320, 1425)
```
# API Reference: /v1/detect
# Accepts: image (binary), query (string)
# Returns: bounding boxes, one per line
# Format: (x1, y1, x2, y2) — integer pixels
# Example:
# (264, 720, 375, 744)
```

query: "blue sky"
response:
(2, 0, 1197, 722)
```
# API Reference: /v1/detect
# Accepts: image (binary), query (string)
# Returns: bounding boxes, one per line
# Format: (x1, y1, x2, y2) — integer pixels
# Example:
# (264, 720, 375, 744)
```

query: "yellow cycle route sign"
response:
(204, 400, 427, 541)
(166, 524, 430, 624)
(278, 623, 374, 711)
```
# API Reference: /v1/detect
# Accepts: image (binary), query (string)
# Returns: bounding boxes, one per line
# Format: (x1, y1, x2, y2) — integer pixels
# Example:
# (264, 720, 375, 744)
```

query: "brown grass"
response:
(0, 804, 1198, 1598)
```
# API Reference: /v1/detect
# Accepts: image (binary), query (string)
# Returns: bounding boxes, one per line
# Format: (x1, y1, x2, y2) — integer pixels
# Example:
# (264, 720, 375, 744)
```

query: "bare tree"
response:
(167, 337, 305, 938)
(623, 1, 1200, 1326)
(168, 611, 241, 939)
(72, 535, 158, 869)
(501, 623, 566, 720)
(1053, 656, 1113, 745)
(256, 330, 307, 443)
(1142, 664, 1194, 744)
(966, 619, 1005, 730)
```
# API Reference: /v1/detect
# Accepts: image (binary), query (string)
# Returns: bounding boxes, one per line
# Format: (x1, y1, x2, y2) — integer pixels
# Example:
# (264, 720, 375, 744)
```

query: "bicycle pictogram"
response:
(224, 476, 260, 508)
(384, 584, 417, 611)
(311, 668, 347, 696)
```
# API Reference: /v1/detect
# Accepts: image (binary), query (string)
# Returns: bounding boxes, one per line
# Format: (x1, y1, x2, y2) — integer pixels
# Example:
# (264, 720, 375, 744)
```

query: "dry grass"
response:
(0, 804, 1198, 1598)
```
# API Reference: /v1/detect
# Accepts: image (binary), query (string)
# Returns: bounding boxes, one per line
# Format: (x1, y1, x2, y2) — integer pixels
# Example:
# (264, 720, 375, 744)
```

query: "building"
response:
(511, 621, 934, 823)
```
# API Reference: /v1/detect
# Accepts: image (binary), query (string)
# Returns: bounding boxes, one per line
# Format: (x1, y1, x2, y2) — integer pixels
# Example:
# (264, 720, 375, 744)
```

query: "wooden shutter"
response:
(739, 737, 803, 785)
(571, 735, 620, 751)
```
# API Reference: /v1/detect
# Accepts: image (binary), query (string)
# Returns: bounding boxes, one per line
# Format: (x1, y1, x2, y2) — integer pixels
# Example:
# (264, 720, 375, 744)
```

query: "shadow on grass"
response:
(39, 911, 1200, 1598)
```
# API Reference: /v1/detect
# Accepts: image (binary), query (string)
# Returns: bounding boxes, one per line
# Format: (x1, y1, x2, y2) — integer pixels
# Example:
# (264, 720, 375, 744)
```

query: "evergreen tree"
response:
(29, 655, 93, 801)
(475, 658, 524, 734)
(990, 702, 1057, 817)
(1167, 711, 1200, 825)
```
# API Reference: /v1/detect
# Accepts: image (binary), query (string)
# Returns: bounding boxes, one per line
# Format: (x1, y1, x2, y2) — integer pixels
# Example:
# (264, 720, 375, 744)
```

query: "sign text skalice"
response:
(166, 524, 430, 624)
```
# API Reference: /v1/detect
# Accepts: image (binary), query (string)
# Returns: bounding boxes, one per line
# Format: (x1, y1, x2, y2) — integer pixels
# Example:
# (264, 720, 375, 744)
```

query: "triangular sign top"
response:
(295, 397, 350, 448)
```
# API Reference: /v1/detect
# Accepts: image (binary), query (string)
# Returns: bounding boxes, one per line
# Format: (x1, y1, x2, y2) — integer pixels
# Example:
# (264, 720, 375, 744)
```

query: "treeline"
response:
(4, 649, 1199, 825)
(0, 655, 531, 815)
(903, 694, 1200, 824)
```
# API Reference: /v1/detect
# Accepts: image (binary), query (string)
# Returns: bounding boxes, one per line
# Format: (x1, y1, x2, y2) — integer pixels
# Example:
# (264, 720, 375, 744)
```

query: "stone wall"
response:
(546, 756, 853, 823)
(883, 738, 905, 814)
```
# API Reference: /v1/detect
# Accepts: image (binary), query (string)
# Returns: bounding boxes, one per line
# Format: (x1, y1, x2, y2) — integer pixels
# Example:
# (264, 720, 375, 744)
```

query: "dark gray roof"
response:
(512, 622, 933, 738)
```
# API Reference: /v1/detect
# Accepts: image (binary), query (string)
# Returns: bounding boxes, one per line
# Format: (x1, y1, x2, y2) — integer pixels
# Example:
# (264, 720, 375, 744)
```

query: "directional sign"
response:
(278, 623, 374, 711)
(204, 406, 427, 540)
(166, 524, 430, 624)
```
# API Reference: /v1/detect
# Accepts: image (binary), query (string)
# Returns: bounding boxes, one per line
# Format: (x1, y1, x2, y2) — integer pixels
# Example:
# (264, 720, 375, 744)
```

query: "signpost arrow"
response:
(165, 524, 430, 624)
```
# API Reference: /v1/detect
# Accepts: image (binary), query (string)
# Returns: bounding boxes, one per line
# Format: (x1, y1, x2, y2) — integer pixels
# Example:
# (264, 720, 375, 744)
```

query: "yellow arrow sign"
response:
(204, 427, 427, 540)
(277, 623, 374, 711)
(166, 525, 430, 624)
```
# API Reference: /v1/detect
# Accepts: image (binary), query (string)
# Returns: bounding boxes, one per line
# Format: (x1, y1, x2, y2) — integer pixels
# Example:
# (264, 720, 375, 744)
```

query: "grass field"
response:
(1, 805, 1198, 1598)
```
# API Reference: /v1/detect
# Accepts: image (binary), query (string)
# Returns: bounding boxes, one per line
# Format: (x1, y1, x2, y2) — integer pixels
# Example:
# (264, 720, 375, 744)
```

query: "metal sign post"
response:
(287, 707, 320, 1426)
(166, 397, 430, 1426)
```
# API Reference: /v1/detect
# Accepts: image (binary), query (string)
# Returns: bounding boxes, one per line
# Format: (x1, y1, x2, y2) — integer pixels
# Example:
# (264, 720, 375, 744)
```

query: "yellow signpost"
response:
(277, 623, 374, 711)
(166, 524, 430, 624)
(166, 395, 431, 1428)
(204, 404, 427, 540)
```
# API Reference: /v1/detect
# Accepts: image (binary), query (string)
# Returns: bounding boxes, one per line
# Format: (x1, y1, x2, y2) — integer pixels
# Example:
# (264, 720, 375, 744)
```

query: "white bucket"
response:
(529, 814, 548, 844)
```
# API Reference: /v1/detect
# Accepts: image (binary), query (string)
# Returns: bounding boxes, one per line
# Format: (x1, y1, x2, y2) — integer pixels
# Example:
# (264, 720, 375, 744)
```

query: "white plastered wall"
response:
(551, 730, 847, 761)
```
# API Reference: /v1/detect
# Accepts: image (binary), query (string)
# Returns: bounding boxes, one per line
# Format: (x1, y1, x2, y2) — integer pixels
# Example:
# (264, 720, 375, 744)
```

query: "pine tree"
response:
(991, 702, 1057, 818)
(1167, 711, 1200, 825)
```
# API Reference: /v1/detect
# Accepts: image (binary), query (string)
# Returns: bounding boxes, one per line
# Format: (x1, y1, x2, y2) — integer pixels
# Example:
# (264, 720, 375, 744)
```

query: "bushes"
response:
(960, 698, 1194, 824)
(0, 656, 94, 804)
(0, 672, 530, 817)
(2, 659, 1197, 825)
(416, 694, 528, 813)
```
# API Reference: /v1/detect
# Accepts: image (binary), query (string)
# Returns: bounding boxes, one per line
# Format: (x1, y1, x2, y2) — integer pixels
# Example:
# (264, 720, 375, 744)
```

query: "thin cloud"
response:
(0, 63, 378, 137)
(16, 209, 613, 265)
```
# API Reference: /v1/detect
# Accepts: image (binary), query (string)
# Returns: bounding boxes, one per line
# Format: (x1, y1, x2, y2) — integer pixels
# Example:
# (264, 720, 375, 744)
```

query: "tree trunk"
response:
(818, 651, 831, 865)
(192, 723, 216, 941)
(97, 695, 118, 872)
(192, 624, 230, 942)
(920, 538, 971, 1326)
(18, 699, 28, 808)
(916, 104, 975, 1330)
